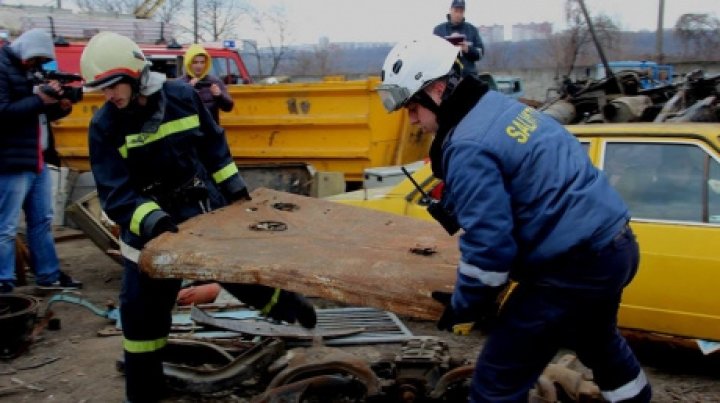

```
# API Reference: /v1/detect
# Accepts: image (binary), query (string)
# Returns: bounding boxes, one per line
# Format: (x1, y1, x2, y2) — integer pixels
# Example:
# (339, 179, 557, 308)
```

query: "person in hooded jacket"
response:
(180, 44, 234, 124)
(377, 35, 651, 402)
(0, 28, 82, 293)
(433, 0, 484, 77)
(80, 32, 316, 403)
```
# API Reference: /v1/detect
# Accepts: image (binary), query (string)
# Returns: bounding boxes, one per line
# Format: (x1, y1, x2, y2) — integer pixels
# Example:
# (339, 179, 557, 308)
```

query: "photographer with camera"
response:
(180, 43, 233, 124)
(0, 28, 82, 293)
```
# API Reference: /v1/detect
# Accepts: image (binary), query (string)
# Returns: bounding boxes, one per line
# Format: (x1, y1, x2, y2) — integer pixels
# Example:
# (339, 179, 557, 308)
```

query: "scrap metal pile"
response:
(540, 69, 720, 125)
(126, 305, 602, 402)
(539, 0, 720, 126)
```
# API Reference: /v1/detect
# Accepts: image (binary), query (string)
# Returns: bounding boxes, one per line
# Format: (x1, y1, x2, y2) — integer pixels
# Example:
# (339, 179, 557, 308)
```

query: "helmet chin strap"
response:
(412, 90, 441, 116)
(412, 67, 463, 117)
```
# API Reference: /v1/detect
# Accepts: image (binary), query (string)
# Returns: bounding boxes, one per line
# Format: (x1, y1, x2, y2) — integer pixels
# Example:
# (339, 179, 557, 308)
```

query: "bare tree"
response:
(239, 4, 290, 76)
(548, 0, 619, 77)
(153, 0, 186, 26)
(196, 0, 239, 42)
(675, 13, 720, 59)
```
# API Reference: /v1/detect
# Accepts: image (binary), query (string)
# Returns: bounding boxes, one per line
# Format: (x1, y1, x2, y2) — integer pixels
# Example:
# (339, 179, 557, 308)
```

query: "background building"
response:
(511, 22, 552, 41)
(478, 24, 505, 43)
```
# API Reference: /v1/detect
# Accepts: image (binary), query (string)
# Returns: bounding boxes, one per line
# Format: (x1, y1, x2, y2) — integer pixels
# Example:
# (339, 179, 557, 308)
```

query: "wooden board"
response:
(139, 188, 460, 320)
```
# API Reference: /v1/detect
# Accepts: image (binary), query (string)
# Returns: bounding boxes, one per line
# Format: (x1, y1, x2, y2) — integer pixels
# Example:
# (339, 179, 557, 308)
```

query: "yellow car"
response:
(329, 123, 720, 342)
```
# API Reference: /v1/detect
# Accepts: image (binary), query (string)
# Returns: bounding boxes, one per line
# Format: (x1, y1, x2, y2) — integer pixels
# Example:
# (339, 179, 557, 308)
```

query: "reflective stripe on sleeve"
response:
(123, 337, 167, 353)
(123, 115, 200, 152)
(129, 201, 161, 236)
(212, 162, 239, 184)
(458, 260, 509, 287)
(261, 288, 282, 316)
(601, 370, 648, 402)
(119, 239, 141, 264)
(118, 144, 128, 158)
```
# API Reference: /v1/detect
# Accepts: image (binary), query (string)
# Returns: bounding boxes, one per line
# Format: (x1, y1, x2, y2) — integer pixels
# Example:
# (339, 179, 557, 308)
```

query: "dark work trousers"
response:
(470, 227, 652, 402)
(120, 259, 182, 403)
(119, 257, 283, 402)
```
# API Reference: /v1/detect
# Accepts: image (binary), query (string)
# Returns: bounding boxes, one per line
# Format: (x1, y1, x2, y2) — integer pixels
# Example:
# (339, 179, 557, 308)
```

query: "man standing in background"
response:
(433, 0, 485, 77)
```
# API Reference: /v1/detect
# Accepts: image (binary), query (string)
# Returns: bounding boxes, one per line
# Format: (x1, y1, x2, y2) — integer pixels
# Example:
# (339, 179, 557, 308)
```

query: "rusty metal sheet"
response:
(139, 188, 460, 320)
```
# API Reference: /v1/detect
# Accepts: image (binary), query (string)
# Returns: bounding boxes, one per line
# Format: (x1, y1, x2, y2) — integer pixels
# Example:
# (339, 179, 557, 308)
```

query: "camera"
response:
(194, 80, 213, 89)
(34, 70, 84, 103)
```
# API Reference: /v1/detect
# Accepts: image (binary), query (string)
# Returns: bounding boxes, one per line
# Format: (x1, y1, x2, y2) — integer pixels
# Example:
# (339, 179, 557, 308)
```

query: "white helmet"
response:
(378, 35, 460, 112)
(80, 32, 149, 91)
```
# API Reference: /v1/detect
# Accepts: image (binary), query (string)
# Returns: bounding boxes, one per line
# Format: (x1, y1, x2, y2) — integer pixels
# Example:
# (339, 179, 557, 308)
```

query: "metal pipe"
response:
(656, 0, 665, 64)
(193, 0, 198, 43)
(577, 0, 624, 94)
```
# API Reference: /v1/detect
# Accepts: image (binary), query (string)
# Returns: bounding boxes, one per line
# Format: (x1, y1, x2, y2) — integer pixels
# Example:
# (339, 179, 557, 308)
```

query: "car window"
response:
(211, 57, 228, 82)
(709, 158, 720, 224)
(604, 142, 717, 223)
(226, 58, 241, 84)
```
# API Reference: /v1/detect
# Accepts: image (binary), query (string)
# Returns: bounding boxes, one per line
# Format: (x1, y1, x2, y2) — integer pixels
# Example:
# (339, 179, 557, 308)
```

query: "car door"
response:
(601, 139, 720, 340)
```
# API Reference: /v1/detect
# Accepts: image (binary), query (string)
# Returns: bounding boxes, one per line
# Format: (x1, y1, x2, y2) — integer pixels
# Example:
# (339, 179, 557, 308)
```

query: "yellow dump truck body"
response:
(51, 77, 431, 185)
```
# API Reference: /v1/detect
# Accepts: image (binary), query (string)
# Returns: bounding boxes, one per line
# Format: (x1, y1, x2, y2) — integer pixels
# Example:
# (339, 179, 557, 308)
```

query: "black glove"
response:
(149, 215, 178, 239)
(266, 289, 317, 329)
(229, 187, 252, 203)
(432, 291, 475, 334)
(432, 288, 503, 334)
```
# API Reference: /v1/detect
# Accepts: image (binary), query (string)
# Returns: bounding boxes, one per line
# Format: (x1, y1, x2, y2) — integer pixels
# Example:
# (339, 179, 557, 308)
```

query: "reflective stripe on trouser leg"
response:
(601, 370, 650, 402)
(120, 258, 182, 402)
(569, 236, 650, 403)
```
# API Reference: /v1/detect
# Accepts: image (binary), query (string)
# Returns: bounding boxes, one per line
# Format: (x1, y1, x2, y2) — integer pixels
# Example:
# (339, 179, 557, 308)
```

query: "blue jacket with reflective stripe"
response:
(441, 90, 628, 292)
(89, 80, 245, 250)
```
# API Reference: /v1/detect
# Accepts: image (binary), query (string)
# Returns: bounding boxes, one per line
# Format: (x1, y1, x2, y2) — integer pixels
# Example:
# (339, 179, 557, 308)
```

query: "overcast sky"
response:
(269, 0, 718, 44)
(4, 0, 718, 44)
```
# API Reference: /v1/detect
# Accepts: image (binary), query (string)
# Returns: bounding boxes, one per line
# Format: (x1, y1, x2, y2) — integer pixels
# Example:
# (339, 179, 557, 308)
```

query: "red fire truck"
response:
(52, 40, 253, 84)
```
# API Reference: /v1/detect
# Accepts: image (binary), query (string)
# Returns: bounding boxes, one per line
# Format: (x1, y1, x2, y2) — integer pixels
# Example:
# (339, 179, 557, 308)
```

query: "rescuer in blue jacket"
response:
(378, 35, 651, 402)
(80, 32, 316, 402)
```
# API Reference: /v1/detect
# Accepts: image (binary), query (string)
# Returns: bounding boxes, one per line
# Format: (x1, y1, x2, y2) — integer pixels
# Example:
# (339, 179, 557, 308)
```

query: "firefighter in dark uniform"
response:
(377, 35, 652, 402)
(80, 32, 316, 402)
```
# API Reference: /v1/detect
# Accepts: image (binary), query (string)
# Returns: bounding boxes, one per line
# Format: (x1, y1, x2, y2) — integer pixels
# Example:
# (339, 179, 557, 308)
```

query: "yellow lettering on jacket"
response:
(505, 107, 538, 144)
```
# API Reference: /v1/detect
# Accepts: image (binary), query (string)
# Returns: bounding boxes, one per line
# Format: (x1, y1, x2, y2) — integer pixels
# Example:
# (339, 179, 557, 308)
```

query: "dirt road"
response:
(1, 236, 719, 402)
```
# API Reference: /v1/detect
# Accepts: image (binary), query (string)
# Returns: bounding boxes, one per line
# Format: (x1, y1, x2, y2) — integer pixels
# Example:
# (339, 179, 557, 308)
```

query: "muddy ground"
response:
(1, 235, 719, 402)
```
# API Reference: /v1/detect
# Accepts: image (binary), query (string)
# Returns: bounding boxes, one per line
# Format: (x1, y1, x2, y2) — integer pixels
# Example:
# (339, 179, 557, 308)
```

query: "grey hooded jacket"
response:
(0, 29, 68, 172)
